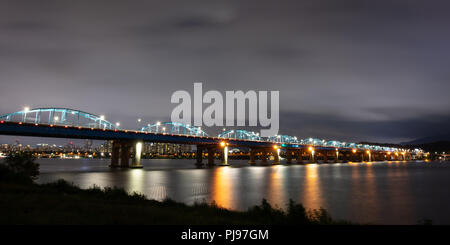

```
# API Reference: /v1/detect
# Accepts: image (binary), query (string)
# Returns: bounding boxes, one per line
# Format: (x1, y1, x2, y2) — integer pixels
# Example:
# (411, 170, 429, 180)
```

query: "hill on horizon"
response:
(400, 133, 450, 145)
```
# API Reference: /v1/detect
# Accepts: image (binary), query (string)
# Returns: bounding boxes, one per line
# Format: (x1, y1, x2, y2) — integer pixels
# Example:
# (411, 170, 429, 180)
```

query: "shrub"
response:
(3, 152, 40, 180)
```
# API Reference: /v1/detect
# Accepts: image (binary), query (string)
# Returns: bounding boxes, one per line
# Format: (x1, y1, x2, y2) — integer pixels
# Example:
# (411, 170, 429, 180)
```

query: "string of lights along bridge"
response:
(0, 107, 419, 168)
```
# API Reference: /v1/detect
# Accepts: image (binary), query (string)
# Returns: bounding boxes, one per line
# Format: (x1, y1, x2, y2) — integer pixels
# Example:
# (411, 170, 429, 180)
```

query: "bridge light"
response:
(100, 115, 105, 120)
(24, 107, 30, 112)
(54, 116, 59, 121)
(273, 145, 279, 149)
(156, 121, 161, 126)
(308, 146, 314, 152)
(366, 150, 370, 154)
(116, 122, 120, 127)
(137, 118, 142, 122)
(352, 149, 357, 153)
(162, 127, 166, 131)
(220, 141, 226, 147)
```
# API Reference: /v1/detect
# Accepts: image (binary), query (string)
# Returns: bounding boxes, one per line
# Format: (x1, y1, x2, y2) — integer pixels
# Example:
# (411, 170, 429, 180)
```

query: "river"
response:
(36, 158, 450, 224)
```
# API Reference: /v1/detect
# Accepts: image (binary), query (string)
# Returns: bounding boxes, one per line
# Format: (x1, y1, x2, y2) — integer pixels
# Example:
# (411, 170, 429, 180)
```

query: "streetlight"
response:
(116, 122, 120, 127)
(23, 107, 30, 122)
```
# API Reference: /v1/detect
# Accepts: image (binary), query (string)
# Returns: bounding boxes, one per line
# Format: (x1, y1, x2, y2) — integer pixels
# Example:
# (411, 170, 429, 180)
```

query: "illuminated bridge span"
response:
(0, 108, 119, 130)
(141, 122, 208, 137)
(0, 107, 416, 168)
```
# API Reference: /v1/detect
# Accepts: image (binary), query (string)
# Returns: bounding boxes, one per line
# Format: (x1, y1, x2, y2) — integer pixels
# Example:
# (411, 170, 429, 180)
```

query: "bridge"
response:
(0, 107, 414, 168)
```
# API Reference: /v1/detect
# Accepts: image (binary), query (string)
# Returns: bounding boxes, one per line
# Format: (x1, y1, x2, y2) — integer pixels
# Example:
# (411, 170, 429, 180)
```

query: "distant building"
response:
(144, 143, 191, 155)
(84, 139, 93, 151)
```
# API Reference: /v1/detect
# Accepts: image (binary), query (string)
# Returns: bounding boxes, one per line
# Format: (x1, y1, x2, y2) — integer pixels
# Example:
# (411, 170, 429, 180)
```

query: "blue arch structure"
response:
(326, 140, 346, 148)
(140, 122, 208, 136)
(218, 130, 262, 141)
(0, 108, 118, 130)
(300, 138, 326, 146)
(267, 135, 298, 143)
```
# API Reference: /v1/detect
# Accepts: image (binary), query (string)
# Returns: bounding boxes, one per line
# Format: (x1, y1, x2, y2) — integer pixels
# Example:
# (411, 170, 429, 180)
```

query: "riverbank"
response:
(0, 166, 352, 225)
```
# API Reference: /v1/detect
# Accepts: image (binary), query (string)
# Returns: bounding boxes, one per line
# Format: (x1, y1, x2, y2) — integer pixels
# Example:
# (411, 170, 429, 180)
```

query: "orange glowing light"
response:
(352, 149, 357, 153)
(220, 142, 226, 147)
(308, 146, 314, 152)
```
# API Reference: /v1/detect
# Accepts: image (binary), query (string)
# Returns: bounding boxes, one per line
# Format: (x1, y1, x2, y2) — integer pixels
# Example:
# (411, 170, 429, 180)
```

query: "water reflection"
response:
(36, 159, 450, 224)
(211, 167, 234, 209)
(302, 164, 323, 209)
(266, 165, 286, 209)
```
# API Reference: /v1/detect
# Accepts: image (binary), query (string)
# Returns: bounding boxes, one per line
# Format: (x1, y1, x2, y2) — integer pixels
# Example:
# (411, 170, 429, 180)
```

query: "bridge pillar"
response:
(131, 140, 144, 168)
(248, 148, 256, 165)
(273, 148, 280, 165)
(322, 151, 328, 163)
(110, 140, 121, 168)
(309, 150, 316, 163)
(297, 149, 304, 164)
(334, 151, 339, 163)
(342, 152, 348, 163)
(120, 141, 132, 168)
(260, 150, 268, 165)
(207, 147, 215, 166)
(196, 146, 204, 166)
(221, 145, 228, 166)
(286, 150, 293, 164)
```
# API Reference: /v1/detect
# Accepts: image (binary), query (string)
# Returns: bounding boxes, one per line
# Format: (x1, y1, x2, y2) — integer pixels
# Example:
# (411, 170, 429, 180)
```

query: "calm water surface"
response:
(36, 159, 450, 224)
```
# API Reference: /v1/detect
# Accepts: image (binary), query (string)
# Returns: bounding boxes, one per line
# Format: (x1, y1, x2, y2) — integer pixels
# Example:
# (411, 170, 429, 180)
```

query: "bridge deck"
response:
(0, 121, 376, 152)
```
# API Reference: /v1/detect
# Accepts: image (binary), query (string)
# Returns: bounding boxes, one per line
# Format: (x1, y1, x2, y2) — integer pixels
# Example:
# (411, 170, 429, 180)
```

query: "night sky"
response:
(1, 0, 450, 145)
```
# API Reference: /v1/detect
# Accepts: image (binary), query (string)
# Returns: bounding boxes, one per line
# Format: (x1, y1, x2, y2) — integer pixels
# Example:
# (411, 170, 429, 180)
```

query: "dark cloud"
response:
(0, 0, 449, 144)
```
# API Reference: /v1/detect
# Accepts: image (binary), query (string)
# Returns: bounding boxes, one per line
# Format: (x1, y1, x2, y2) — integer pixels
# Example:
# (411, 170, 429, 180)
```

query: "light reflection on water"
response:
(36, 158, 450, 224)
